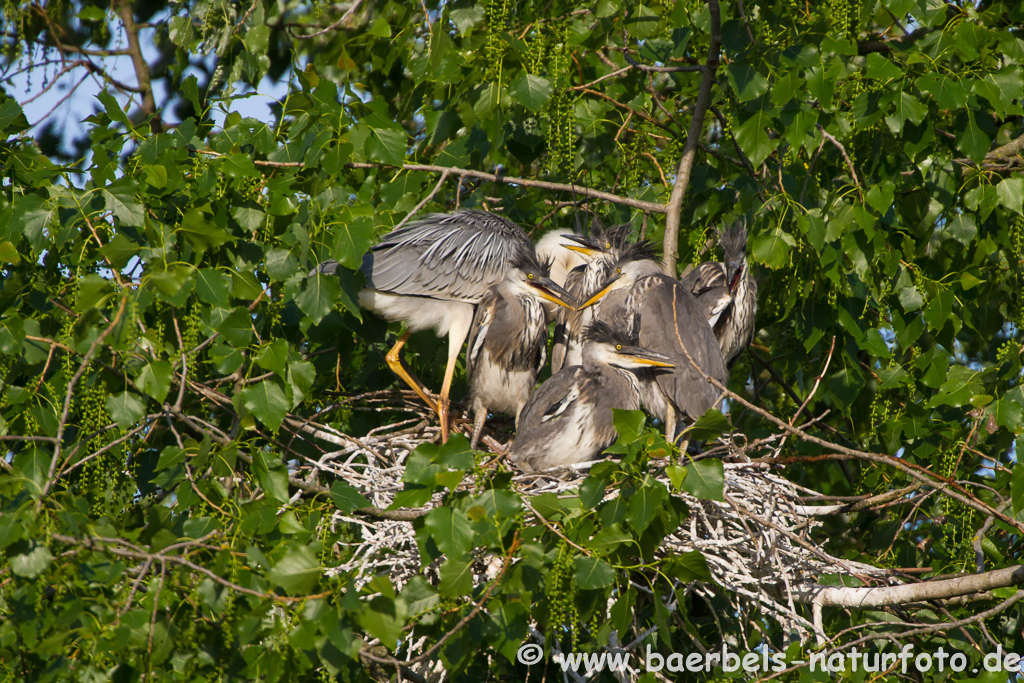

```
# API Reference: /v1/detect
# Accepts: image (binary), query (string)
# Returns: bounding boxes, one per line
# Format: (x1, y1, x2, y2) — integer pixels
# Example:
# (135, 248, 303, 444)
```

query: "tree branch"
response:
(793, 565, 1024, 608)
(116, 0, 161, 132)
(662, 0, 721, 275)
(345, 162, 667, 214)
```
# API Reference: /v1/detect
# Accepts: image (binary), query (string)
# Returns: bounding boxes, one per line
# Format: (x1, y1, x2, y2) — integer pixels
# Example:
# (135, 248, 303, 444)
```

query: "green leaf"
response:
(946, 214, 977, 245)
(439, 557, 473, 598)
(680, 459, 724, 501)
(924, 289, 954, 332)
(929, 366, 983, 408)
(884, 91, 928, 134)
(253, 449, 290, 503)
(360, 594, 406, 651)
(580, 477, 606, 508)
(661, 550, 712, 582)
(917, 74, 967, 110)
(509, 74, 552, 112)
(106, 391, 147, 429)
(367, 127, 407, 166)
(865, 53, 901, 81)
(332, 217, 375, 270)
(955, 109, 992, 163)
(423, 507, 475, 558)
(330, 481, 371, 513)
(211, 306, 254, 348)
(865, 181, 895, 215)
(666, 463, 687, 490)
(265, 249, 299, 281)
(734, 110, 778, 167)
(241, 380, 290, 432)
(573, 556, 616, 589)
(9, 542, 53, 578)
(727, 64, 769, 102)
(243, 24, 269, 53)
(195, 268, 231, 308)
(585, 524, 632, 554)
(135, 360, 173, 403)
(267, 543, 319, 595)
(1012, 463, 1024, 516)
(298, 274, 341, 325)
(103, 187, 145, 227)
(683, 409, 730, 441)
(255, 339, 289, 376)
(625, 476, 668, 533)
(232, 204, 264, 233)
(611, 408, 646, 445)
(996, 177, 1024, 215)
(751, 229, 795, 269)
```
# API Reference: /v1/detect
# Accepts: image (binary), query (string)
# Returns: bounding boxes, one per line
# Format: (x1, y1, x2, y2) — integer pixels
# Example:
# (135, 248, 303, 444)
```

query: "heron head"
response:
(725, 258, 746, 293)
(516, 258, 578, 310)
(583, 320, 674, 369)
(578, 258, 662, 310)
(561, 234, 613, 259)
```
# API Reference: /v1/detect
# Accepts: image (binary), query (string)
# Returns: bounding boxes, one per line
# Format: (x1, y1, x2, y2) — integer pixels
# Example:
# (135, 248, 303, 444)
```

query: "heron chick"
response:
(465, 250, 577, 449)
(510, 320, 673, 473)
(680, 220, 757, 368)
(551, 225, 651, 372)
(582, 257, 728, 442)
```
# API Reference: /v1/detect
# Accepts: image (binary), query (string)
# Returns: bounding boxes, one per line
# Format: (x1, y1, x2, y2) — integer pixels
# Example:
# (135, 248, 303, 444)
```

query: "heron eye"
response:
(527, 273, 534, 280)
(616, 268, 622, 274)
(605, 242, 611, 249)
(616, 344, 622, 350)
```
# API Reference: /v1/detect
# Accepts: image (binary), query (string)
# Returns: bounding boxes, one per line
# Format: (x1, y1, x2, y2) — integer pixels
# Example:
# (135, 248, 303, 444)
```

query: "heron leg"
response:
(470, 406, 487, 451)
(664, 404, 677, 446)
(437, 351, 458, 444)
(437, 312, 474, 444)
(385, 330, 438, 413)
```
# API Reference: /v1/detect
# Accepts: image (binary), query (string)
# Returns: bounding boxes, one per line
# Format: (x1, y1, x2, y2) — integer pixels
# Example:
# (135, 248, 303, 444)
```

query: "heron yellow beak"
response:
(624, 356, 674, 368)
(563, 244, 601, 256)
(562, 235, 604, 257)
(528, 278, 576, 310)
(578, 277, 619, 310)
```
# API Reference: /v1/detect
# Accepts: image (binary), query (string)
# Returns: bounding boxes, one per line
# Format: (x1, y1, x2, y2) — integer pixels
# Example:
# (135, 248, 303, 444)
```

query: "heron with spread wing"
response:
(318, 210, 577, 443)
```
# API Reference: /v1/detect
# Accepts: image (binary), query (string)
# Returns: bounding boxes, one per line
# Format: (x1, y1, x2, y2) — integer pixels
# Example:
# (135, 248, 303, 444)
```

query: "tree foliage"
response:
(2, 0, 1024, 680)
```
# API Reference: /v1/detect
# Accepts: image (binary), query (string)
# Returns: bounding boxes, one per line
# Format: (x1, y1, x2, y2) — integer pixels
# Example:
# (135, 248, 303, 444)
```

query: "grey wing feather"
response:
(466, 290, 498, 374)
(361, 210, 532, 303)
(551, 265, 588, 372)
(517, 366, 585, 432)
(637, 275, 727, 421)
(679, 261, 726, 295)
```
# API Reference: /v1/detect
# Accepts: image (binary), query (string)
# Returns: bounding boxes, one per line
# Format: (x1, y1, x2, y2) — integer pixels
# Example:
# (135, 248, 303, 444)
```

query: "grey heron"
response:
(550, 224, 650, 372)
(533, 229, 588, 322)
(510, 320, 674, 472)
(464, 249, 572, 449)
(581, 257, 728, 442)
(680, 220, 757, 368)
(330, 210, 577, 443)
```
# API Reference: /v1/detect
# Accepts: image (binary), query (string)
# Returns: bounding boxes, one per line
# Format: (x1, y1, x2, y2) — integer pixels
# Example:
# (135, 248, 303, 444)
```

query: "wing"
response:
(637, 275, 727, 421)
(466, 289, 499, 374)
(517, 366, 585, 431)
(679, 261, 726, 296)
(361, 210, 533, 304)
(552, 265, 588, 372)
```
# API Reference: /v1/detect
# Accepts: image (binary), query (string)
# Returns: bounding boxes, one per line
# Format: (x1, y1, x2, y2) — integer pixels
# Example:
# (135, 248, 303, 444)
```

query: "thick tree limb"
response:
(116, 0, 161, 132)
(662, 0, 721, 275)
(794, 565, 1024, 608)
